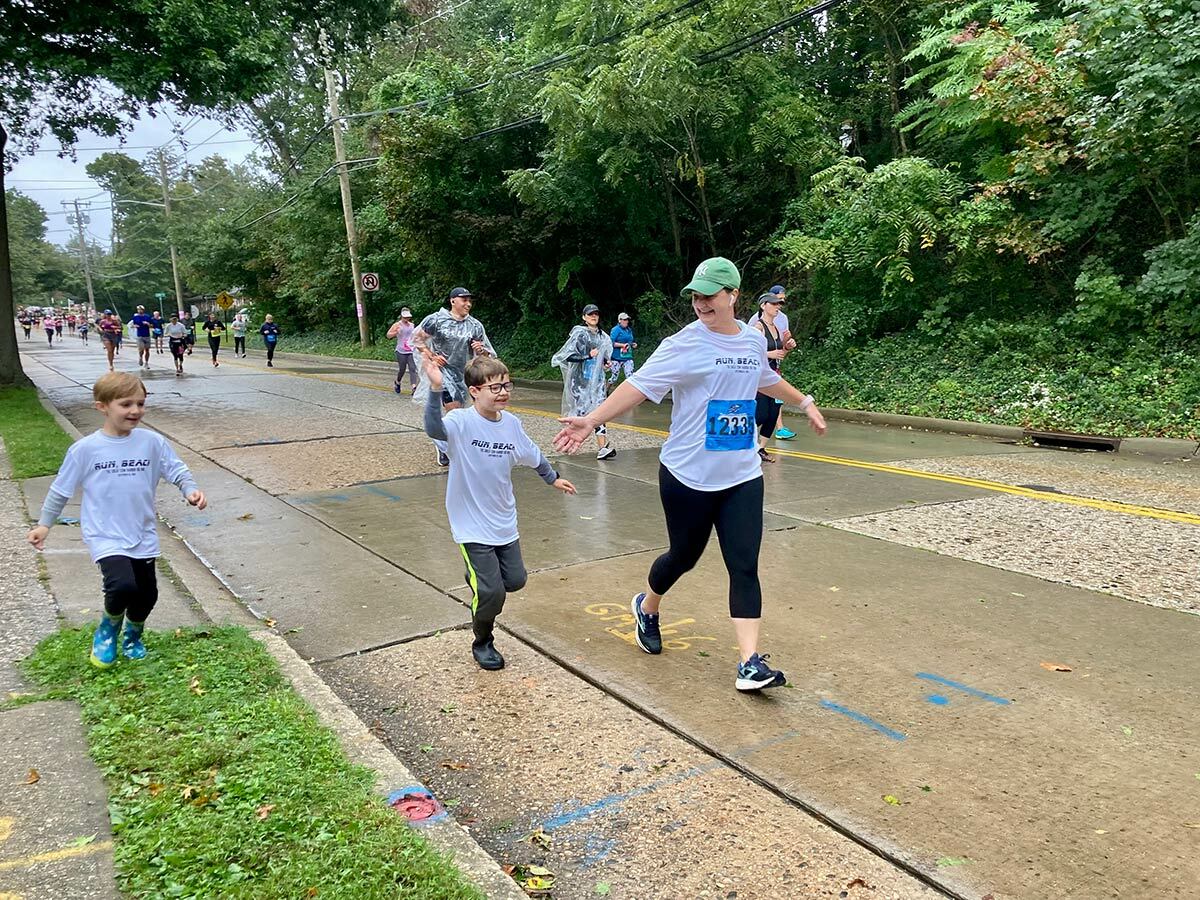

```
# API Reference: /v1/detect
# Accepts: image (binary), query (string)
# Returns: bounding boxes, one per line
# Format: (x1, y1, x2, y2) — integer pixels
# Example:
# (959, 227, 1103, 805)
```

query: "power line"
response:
(29, 138, 255, 154)
(463, 0, 854, 141)
(235, 158, 380, 230)
(92, 250, 172, 279)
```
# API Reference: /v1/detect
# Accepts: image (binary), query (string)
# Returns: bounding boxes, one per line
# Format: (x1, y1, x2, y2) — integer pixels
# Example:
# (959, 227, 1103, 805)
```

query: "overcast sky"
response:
(7, 107, 258, 249)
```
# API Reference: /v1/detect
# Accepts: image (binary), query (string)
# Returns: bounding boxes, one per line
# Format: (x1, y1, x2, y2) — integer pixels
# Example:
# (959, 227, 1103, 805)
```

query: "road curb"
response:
(796, 406, 1199, 460)
(251, 631, 526, 900)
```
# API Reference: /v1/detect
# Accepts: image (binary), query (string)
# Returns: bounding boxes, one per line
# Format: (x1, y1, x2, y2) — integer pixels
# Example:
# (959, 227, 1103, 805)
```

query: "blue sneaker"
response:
(736, 653, 786, 692)
(631, 593, 661, 654)
(774, 427, 796, 440)
(90, 615, 122, 668)
(120, 620, 147, 660)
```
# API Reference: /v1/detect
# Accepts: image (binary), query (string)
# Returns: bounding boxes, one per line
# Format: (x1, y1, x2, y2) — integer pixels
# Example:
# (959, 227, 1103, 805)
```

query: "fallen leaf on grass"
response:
(148, 782, 165, 796)
(882, 794, 902, 806)
(189, 676, 205, 695)
(180, 785, 198, 800)
(256, 804, 276, 821)
(441, 761, 470, 771)
(1039, 662, 1072, 672)
(847, 877, 874, 889)
(25, 769, 40, 784)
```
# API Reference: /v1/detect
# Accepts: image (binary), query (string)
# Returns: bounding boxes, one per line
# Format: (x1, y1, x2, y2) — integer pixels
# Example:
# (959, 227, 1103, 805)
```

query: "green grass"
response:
(23, 625, 483, 900)
(0, 386, 74, 478)
(281, 330, 397, 363)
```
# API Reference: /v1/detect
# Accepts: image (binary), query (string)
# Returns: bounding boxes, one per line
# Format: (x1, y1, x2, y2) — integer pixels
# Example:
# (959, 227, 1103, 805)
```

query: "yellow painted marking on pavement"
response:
(222, 358, 1200, 525)
(0, 840, 113, 872)
(0, 818, 13, 844)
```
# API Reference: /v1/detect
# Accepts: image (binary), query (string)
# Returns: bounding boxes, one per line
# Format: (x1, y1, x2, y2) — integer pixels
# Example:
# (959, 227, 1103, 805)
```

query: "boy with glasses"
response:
(423, 355, 576, 670)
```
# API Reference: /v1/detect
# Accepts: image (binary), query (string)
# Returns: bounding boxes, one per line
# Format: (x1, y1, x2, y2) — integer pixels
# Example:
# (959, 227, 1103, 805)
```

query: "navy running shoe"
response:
(631, 593, 661, 654)
(735, 653, 786, 692)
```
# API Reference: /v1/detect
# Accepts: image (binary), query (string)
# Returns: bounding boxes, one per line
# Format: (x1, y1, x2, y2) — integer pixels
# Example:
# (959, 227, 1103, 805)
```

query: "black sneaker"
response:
(436, 448, 450, 467)
(631, 593, 661, 654)
(735, 653, 786, 692)
(472, 640, 505, 670)
(394, 381, 403, 394)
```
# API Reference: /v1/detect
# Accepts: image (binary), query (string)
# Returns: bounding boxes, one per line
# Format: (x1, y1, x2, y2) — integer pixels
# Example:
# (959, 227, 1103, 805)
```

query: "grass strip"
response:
(23, 625, 483, 900)
(0, 386, 74, 478)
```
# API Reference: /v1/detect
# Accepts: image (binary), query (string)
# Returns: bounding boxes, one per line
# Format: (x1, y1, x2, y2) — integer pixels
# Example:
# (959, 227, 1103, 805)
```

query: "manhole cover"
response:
(388, 788, 444, 822)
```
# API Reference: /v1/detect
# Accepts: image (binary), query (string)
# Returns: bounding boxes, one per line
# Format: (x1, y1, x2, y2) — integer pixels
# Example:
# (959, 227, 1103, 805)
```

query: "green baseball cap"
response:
(681, 257, 741, 297)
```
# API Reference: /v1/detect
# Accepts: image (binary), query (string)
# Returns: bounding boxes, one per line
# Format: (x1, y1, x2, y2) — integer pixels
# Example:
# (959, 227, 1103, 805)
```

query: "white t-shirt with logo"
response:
(441, 408, 549, 545)
(629, 320, 781, 491)
(46, 429, 198, 562)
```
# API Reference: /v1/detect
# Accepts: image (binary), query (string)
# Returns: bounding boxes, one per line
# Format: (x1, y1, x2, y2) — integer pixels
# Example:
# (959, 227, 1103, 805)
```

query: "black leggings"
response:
(209, 337, 221, 361)
(234, 336, 246, 355)
(648, 464, 764, 618)
(98, 556, 159, 622)
(755, 393, 781, 439)
(266, 342, 276, 362)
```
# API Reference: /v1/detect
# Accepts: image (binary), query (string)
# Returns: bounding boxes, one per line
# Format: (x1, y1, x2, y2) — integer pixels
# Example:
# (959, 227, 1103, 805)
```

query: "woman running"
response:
(551, 304, 616, 460)
(203, 314, 224, 367)
(165, 315, 188, 376)
(752, 293, 789, 463)
(554, 257, 827, 692)
(98, 311, 121, 369)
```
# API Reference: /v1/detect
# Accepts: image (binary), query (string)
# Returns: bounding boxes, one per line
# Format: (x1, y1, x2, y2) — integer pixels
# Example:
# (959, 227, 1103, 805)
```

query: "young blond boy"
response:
(27, 372, 207, 667)
(423, 355, 576, 669)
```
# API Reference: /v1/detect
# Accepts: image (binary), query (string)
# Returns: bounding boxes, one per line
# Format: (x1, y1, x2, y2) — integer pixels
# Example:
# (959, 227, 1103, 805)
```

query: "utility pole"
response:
(69, 199, 97, 318)
(321, 44, 371, 348)
(157, 152, 187, 317)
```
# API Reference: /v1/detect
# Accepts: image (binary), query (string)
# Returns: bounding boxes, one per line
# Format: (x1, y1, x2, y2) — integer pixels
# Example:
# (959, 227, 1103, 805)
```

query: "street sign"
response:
(155, 292, 167, 301)
(361, 272, 380, 292)
(215, 291, 235, 310)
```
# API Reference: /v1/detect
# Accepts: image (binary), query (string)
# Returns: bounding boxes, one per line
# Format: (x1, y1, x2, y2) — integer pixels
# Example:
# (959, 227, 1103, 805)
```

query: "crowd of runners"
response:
(21, 256, 827, 695)
(16, 305, 279, 376)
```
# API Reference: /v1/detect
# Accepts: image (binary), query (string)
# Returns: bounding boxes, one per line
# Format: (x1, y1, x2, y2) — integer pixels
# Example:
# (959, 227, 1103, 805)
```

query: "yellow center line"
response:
(222, 359, 1200, 526)
(0, 840, 114, 872)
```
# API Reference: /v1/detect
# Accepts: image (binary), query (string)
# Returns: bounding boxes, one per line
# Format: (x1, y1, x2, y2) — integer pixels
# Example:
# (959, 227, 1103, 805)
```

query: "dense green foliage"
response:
(15, 0, 1200, 433)
(0, 386, 74, 478)
(22, 625, 482, 899)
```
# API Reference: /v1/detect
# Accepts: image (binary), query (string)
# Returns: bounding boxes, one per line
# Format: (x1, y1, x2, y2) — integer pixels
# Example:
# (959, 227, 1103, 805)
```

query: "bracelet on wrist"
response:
(799, 394, 814, 411)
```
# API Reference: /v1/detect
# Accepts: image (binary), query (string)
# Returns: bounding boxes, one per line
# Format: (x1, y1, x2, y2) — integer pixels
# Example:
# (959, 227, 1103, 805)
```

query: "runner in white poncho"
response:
(551, 304, 616, 460)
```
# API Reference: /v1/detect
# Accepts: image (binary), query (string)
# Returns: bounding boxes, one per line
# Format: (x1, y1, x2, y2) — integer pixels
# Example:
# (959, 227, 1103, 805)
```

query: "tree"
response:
(0, 0, 392, 386)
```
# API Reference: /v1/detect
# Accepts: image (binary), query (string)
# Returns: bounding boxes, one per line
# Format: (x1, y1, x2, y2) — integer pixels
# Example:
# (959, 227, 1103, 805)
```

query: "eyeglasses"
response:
(482, 381, 514, 394)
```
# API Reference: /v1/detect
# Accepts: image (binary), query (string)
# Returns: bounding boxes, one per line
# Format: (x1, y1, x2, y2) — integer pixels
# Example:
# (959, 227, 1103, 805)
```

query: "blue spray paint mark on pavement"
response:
(818, 700, 907, 741)
(916, 673, 1011, 705)
(364, 484, 402, 501)
(542, 766, 706, 831)
(926, 694, 951, 706)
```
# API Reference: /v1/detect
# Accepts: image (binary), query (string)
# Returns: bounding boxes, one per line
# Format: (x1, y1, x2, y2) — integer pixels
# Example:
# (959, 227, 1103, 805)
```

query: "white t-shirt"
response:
(441, 407, 548, 545)
(629, 320, 781, 491)
(46, 429, 197, 562)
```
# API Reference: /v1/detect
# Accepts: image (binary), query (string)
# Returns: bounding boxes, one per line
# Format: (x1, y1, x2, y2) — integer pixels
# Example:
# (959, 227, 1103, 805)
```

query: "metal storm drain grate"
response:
(388, 787, 445, 823)
(1024, 429, 1119, 453)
